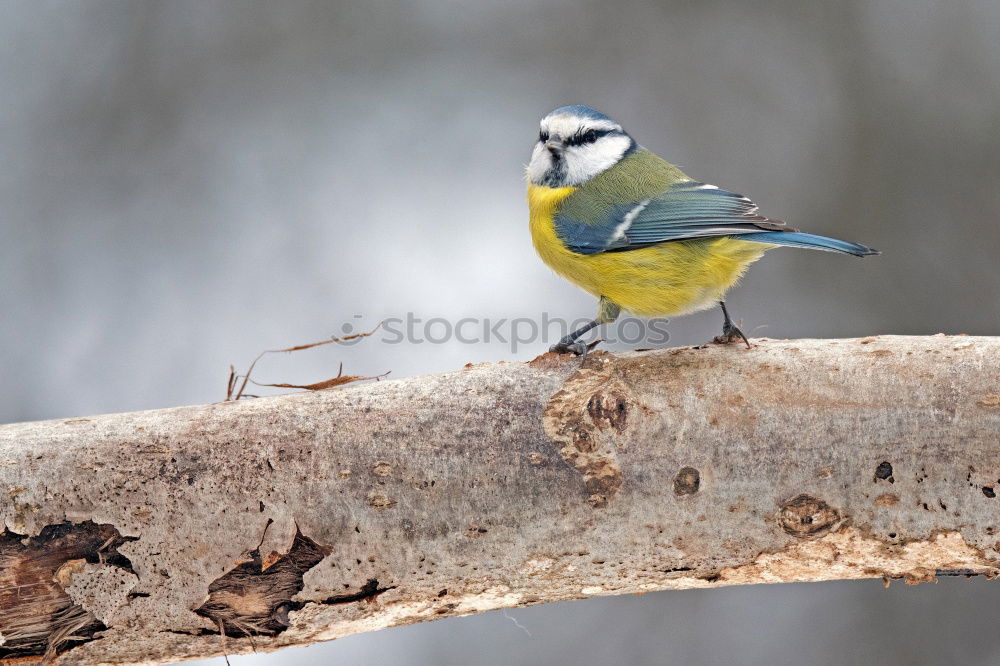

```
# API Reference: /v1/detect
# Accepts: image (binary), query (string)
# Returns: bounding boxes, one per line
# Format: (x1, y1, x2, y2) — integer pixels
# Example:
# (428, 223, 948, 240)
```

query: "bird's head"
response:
(528, 105, 636, 187)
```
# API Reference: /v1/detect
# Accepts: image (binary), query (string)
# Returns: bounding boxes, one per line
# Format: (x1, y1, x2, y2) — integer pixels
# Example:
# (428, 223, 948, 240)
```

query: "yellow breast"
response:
(527, 183, 770, 317)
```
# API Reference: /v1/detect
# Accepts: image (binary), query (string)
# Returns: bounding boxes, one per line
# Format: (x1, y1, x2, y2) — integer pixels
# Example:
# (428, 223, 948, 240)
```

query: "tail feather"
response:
(738, 231, 880, 257)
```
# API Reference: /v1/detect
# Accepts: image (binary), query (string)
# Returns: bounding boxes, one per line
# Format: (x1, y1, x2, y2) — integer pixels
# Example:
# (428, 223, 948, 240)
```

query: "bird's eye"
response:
(539, 130, 549, 142)
(566, 129, 601, 146)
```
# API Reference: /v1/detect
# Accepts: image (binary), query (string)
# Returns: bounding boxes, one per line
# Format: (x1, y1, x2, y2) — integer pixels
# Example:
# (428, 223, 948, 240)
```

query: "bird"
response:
(526, 104, 879, 355)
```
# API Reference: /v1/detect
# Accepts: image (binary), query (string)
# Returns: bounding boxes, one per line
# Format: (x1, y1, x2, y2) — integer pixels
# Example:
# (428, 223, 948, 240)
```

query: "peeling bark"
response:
(0, 522, 136, 660)
(1, 335, 998, 664)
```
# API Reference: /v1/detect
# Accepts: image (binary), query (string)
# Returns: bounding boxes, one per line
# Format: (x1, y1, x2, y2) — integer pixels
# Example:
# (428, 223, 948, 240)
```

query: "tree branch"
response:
(2, 336, 999, 664)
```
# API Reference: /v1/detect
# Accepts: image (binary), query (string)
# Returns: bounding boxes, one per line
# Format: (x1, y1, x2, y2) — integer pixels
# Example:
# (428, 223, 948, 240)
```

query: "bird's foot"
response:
(549, 337, 601, 357)
(712, 321, 750, 349)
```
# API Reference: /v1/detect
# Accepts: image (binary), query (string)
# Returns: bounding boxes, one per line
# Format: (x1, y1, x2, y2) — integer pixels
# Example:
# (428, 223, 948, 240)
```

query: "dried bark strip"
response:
(1, 335, 999, 664)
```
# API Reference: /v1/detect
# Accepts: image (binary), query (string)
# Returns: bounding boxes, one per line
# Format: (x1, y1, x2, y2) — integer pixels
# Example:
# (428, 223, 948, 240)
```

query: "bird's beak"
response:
(545, 140, 562, 154)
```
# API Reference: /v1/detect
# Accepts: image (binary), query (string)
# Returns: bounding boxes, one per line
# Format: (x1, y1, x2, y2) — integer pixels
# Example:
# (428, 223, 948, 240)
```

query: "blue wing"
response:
(554, 181, 878, 257)
(736, 231, 879, 255)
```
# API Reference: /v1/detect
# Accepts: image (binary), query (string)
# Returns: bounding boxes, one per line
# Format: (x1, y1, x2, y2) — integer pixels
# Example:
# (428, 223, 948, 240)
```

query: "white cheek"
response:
(563, 135, 632, 185)
(527, 143, 551, 184)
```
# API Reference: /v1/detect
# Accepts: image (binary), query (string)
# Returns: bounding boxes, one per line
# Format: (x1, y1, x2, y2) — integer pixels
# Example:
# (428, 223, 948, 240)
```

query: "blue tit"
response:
(526, 105, 879, 355)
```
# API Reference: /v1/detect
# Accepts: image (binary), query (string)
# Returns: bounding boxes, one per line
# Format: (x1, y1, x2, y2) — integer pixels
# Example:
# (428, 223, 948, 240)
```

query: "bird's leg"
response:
(549, 320, 599, 356)
(549, 297, 621, 356)
(712, 301, 750, 348)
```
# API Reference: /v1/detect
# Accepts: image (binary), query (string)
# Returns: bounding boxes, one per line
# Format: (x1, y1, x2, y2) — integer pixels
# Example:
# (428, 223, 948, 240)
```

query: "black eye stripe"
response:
(565, 128, 612, 146)
(538, 127, 617, 146)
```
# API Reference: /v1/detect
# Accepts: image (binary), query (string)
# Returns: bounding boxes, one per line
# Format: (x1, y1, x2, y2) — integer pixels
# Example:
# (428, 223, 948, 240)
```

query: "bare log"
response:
(1, 335, 999, 664)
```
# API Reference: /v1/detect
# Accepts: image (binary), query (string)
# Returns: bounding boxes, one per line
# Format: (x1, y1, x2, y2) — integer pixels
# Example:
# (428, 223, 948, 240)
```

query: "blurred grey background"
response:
(2, 0, 999, 664)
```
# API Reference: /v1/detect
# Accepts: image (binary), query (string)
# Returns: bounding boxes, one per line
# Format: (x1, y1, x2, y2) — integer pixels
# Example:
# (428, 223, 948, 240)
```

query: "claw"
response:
(549, 339, 591, 356)
(713, 322, 750, 349)
(547, 318, 603, 357)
